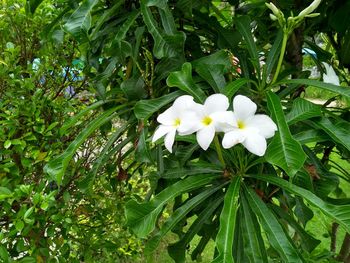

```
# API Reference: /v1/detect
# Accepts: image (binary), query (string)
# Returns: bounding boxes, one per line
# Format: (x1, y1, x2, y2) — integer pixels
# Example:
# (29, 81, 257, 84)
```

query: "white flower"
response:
(322, 62, 340, 86)
(222, 95, 277, 156)
(152, 95, 198, 153)
(184, 94, 234, 150)
(298, 0, 321, 18)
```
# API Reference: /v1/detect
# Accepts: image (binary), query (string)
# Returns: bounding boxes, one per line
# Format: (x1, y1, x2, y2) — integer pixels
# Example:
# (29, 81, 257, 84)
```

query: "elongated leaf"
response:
(243, 185, 304, 263)
(223, 78, 251, 101)
(265, 92, 306, 177)
(293, 129, 329, 145)
(314, 118, 350, 152)
(286, 98, 321, 125)
(114, 11, 140, 42)
(125, 174, 218, 238)
(63, 0, 98, 42)
(235, 16, 260, 75)
(161, 165, 223, 179)
(265, 29, 283, 82)
(195, 64, 226, 93)
(241, 194, 268, 263)
(134, 90, 183, 120)
(145, 182, 225, 254)
(167, 63, 206, 103)
(282, 79, 350, 99)
(44, 107, 118, 185)
(168, 196, 224, 263)
(212, 176, 241, 263)
(269, 204, 320, 253)
(247, 174, 350, 233)
(26, 0, 44, 14)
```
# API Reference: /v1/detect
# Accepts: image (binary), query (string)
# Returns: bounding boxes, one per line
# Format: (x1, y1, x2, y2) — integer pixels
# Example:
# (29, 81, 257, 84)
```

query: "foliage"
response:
(2, 0, 350, 262)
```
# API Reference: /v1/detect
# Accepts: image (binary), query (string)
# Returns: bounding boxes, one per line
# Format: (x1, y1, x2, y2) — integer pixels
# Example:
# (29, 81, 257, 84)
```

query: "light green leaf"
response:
(282, 79, 350, 99)
(247, 174, 350, 234)
(134, 90, 183, 120)
(63, 0, 99, 42)
(125, 174, 219, 238)
(145, 182, 226, 254)
(167, 63, 206, 103)
(0, 187, 12, 200)
(212, 176, 241, 263)
(265, 92, 306, 177)
(243, 185, 304, 263)
(286, 98, 322, 124)
(241, 194, 268, 263)
(45, 107, 119, 185)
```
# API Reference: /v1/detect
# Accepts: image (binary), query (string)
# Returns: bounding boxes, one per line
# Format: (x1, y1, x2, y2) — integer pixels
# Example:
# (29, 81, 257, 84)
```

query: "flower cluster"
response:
(152, 94, 277, 156)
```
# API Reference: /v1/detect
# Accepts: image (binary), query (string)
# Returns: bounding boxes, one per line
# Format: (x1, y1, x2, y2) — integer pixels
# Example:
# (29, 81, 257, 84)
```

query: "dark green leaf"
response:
(265, 30, 283, 82)
(286, 98, 322, 125)
(223, 78, 251, 101)
(26, 0, 43, 14)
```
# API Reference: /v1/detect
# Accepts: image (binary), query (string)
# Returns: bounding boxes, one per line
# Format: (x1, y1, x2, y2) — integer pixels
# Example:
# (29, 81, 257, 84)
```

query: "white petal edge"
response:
(245, 114, 277, 139)
(204, 94, 229, 114)
(157, 107, 177, 125)
(172, 95, 196, 111)
(177, 111, 201, 135)
(164, 129, 176, 153)
(222, 129, 245, 149)
(152, 125, 174, 142)
(196, 126, 215, 150)
(233, 95, 257, 121)
(210, 111, 237, 132)
(242, 132, 267, 156)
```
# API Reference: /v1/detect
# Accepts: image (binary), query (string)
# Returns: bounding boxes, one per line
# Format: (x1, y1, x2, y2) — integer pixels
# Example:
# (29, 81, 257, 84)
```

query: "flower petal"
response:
(245, 114, 277, 138)
(210, 111, 237, 132)
(178, 111, 201, 135)
(196, 126, 215, 150)
(164, 129, 176, 153)
(222, 129, 245, 149)
(173, 95, 196, 111)
(233, 95, 257, 120)
(204, 94, 229, 114)
(157, 107, 177, 125)
(322, 62, 340, 86)
(152, 125, 174, 142)
(241, 131, 267, 156)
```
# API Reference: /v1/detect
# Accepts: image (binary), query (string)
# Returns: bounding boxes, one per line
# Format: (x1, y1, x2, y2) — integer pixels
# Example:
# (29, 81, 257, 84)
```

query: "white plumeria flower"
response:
(222, 95, 277, 156)
(322, 62, 340, 86)
(152, 95, 198, 153)
(186, 94, 234, 151)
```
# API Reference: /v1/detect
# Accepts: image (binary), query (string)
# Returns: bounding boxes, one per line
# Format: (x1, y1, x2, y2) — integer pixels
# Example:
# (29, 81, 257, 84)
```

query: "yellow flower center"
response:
(173, 118, 181, 127)
(202, 116, 212, 126)
(237, 120, 245, 129)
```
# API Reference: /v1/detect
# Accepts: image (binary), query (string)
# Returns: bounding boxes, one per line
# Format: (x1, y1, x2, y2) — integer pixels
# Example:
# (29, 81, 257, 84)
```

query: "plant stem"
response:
(214, 136, 226, 167)
(272, 31, 289, 84)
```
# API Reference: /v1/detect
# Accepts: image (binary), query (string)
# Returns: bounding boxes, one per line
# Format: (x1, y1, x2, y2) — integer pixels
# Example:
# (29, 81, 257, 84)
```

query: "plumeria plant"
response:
(41, 0, 350, 262)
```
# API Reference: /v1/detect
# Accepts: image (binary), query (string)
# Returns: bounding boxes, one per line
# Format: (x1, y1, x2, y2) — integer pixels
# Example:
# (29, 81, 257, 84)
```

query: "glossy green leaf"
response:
(282, 79, 350, 99)
(145, 182, 225, 254)
(265, 91, 306, 177)
(125, 174, 218, 238)
(247, 174, 350, 233)
(223, 78, 252, 101)
(314, 118, 350, 152)
(235, 16, 260, 75)
(63, 0, 99, 42)
(168, 196, 224, 263)
(286, 98, 321, 124)
(293, 129, 329, 145)
(134, 90, 183, 120)
(114, 11, 140, 42)
(265, 30, 283, 82)
(0, 187, 12, 200)
(212, 176, 241, 263)
(161, 165, 223, 179)
(243, 185, 304, 263)
(241, 194, 268, 263)
(194, 64, 226, 93)
(135, 128, 153, 163)
(44, 107, 119, 185)
(167, 63, 206, 103)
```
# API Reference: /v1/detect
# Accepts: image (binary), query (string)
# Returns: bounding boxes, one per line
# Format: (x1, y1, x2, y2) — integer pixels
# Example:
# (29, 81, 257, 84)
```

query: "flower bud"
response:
(270, 14, 278, 21)
(298, 0, 321, 18)
(265, 2, 280, 17)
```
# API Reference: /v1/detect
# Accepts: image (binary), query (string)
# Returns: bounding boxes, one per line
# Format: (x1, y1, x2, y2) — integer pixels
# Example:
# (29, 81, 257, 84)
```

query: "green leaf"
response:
(4, 140, 11, 149)
(145, 182, 226, 254)
(194, 64, 226, 93)
(265, 91, 306, 177)
(293, 129, 329, 145)
(135, 128, 153, 163)
(212, 176, 241, 263)
(235, 16, 260, 75)
(314, 118, 350, 152)
(0, 246, 9, 262)
(223, 78, 252, 101)
(286, 98, 322, 125)
(241, 194, 268, 263)
(26, 0, 43, 14)
(45, 107, 119, 185)
(243, 185, 304, 263)
(168, 196, 224, 263)
(281, 79, 350, 99)
(167, 63, 206, 103)
(247, 174, 350, 234)
(134, 90, 183, 120)
(265, 29, 283, 82)
(114, 11, 140, 42)
(161, 165, 223, 179)
(125, 174, 219, 238)
(63, 0, 99, 42)
(0, 186, 12, 200)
